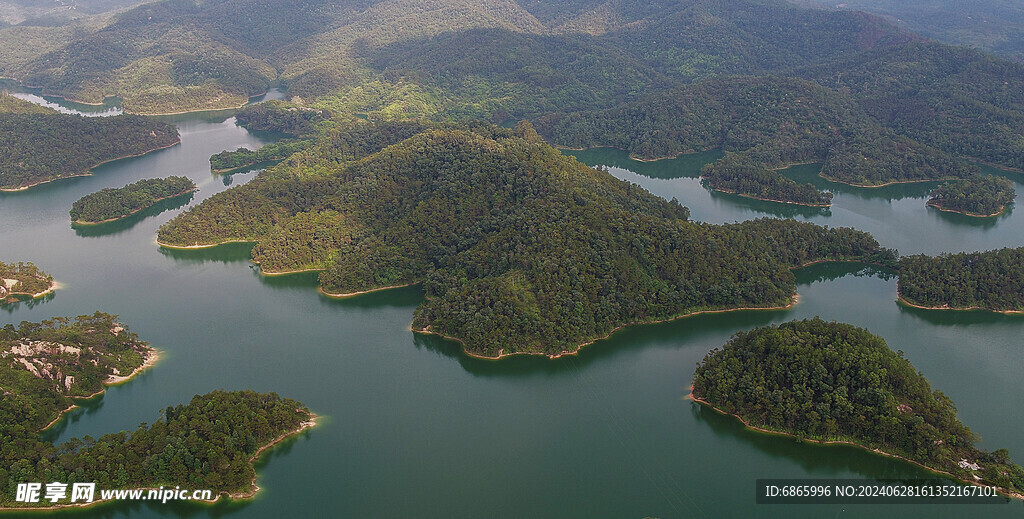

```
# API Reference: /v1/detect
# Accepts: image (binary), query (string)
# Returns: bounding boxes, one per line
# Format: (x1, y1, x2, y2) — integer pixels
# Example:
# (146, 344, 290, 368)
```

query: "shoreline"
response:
(896, 295, 1023, 315)
(13, 411, 318, 511)
(688, 393, 1024, 501)
(221, 412, 319, 500)
(557, 145, 705, 163)
(156, 238, 255, 250)
(706, 184, 831, 207)
(5, 279, 60, 301)
(819, 174, 952, 189)
(212, 158, 285, 175)
(40, 348, 160, 432)
(925, 200, 1007, 218)
(414, 294, 802, 361)
(73, 188, 197, 225)
(0, 139, 182, 192)
(260, 266, 324, 277)
(319, 282, 420, 299)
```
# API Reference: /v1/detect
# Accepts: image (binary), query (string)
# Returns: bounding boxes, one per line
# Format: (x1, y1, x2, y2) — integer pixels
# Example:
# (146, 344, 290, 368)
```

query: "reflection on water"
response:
(707, 189, 832, 218)
(413, 299, 788, 379)
(73, 193, 195, 238)
(157, 242, 256, 265)
(1, 291, 56, 313)
(897, 302, 1024, 327)
(793, 261, 896, 285)
(40, 393, 107, 443)
(564, 148, 724, 179)
(692, 403, 956, 481)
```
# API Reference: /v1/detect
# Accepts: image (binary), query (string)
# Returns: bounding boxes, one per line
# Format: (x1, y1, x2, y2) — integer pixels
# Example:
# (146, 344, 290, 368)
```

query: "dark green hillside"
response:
(0, 94, 180, 190)
(159, 122, 894, 357)
(70, 176, 197, 224)
(898, 248, 1024, 312)
(535, 76, 976, 203)
(927, 175, 1016, 217)
(693, 318, 1024, 492)
(798, 42, 1024, 171)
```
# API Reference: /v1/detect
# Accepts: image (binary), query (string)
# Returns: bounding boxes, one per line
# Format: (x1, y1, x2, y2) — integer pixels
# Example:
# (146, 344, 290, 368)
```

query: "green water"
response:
(0, 101, 1022, 517)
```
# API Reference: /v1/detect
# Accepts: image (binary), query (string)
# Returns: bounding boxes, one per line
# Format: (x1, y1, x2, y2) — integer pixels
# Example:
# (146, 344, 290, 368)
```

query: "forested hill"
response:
(898, 248, 1024, 313)
(692, 318, 1024, 493)
(0, 0, 1021, 175)
(534, 76, 976, 201)
(0, 93, 180, 191)
(158, 122, 895, 358)
(0, 0, 947, 113)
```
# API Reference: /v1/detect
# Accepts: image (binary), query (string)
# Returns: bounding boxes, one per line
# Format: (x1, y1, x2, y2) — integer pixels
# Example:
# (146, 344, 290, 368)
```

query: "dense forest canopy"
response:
(70, 176, 197, 224)
(534, 76, 977, 203)
(0, 313, 313, 508)
(692, 318, 1024, 493)
(0, 93, 180, 191)
(898, 248, 1024, 312)
(0, 0, 1018, 178)
(927, 174, 1016, 217)
(0, 261, 54, 301)
(159, 121, 895, 357)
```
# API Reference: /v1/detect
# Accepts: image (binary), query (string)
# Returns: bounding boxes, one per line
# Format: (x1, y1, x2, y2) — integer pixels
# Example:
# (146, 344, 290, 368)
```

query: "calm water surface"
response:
(0, 100, 1021, 517)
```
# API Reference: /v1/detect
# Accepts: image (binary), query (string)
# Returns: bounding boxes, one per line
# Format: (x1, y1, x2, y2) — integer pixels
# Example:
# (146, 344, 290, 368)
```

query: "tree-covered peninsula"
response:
(692, 318, 1024, 494)
(898, 248, 1024, 313)
(927, 175, 1016, 217)
(0, 261, 55, 303)
(70, 176, 197, 224)
(0, 94, 180, 191)
(158, 122, 895, 358)
(0, 313, 315, 509)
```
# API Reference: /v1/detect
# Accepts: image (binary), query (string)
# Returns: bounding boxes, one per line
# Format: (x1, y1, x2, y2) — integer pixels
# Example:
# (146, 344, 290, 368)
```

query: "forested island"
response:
(0, 261, 55, 303)
(700, 154, 833, 207)
(70, 176, 197, 224)
(898, 248, 1024, 313)
(159, 121, 896, 358)
(927, 175, 1016, 217)
(0, 94, 180, 191)
(0, 313, 315, 509)
(692, 318, 1024, 494)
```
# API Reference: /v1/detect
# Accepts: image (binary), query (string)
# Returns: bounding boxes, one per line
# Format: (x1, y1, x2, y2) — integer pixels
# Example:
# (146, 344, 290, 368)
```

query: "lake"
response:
(1, 96, 1022, 517)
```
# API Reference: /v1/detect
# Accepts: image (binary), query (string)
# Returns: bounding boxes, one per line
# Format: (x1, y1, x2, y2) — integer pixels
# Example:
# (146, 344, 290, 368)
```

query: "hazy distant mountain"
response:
(798, 0, 1024, 61)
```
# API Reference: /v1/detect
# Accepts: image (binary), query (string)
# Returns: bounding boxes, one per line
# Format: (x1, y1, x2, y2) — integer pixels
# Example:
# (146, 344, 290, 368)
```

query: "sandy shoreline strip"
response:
(688, 392, 1024, 501)
(319, 282, 420, 299)
(896, 295, 1023, 315)
(706, 185, 831, 207)
(156, 238, 255, 250)
(925, 200, 1007, 218)
(3, 279, 61, 301)
(222, 413, 319, 500)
